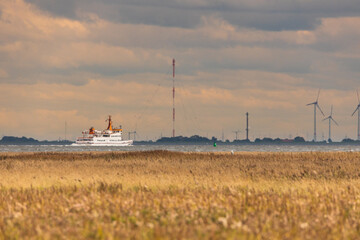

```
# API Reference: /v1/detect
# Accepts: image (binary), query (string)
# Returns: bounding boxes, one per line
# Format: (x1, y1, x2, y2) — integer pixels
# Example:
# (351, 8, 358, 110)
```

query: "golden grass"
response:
(1, 151, 360, 239)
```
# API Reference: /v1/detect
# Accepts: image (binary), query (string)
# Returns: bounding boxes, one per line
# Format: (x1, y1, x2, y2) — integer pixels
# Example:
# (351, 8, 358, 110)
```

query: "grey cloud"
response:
(339, 58, 360, 73)
(26, 0, 360, 30)
(26, 0, 77, 19)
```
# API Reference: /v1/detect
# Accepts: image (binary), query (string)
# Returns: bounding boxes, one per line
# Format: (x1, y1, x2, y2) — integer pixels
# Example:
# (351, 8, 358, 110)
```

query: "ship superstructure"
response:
(73, 116, 133, 146)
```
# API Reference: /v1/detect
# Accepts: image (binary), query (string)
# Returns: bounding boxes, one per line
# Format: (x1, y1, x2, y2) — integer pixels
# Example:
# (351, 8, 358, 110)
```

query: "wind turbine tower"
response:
(351, 90, 360, 141)
(323, 105, 338, 142)
(307, 89, 324, 142)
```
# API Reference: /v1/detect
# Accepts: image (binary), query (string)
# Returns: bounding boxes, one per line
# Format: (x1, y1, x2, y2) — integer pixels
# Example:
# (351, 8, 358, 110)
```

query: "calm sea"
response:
(0, 144, 360, 152)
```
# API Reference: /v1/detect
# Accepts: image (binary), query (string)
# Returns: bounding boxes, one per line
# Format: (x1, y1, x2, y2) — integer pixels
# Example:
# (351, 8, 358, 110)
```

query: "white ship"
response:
(72, 116, 133, 146)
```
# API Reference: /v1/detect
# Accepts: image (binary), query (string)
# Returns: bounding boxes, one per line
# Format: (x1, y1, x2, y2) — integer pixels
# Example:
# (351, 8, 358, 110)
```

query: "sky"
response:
(1, 0, 360, 141)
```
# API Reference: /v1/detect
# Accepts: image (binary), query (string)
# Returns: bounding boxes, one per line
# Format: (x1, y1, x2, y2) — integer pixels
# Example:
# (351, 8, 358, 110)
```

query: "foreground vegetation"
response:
(1, 151, 360, 239)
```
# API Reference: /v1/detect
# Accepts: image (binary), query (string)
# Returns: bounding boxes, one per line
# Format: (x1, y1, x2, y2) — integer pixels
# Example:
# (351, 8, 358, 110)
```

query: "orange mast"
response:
(89, 127, 95, 134)
(106, 115, 113, 131)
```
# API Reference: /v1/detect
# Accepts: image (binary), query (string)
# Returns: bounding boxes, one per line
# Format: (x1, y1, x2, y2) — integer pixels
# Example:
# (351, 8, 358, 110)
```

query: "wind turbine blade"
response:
(317, 104, 325, 116)
(306, 102, 315, 106)
(331, 118, 339, 126)
(357, 90, 360, 104)
(322, 117, 330, 121)
(352, 107, 359, 116)
(316, 89, 321, 102)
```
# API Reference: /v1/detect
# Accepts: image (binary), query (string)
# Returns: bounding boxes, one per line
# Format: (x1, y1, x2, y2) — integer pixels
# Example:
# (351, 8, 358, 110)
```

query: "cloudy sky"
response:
(1, 0, 360, 141)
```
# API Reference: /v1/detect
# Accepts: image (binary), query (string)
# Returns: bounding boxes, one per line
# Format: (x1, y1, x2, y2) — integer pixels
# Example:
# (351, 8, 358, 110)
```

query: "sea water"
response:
(0, 144, 360, 152)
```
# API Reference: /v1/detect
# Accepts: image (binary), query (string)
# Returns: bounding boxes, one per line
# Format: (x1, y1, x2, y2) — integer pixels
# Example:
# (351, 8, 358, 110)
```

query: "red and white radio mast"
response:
(172, 59, 175, 138)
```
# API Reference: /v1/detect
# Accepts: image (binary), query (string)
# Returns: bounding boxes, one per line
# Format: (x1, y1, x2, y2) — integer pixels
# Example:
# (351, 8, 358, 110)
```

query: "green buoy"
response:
(213, 142, 217, 147)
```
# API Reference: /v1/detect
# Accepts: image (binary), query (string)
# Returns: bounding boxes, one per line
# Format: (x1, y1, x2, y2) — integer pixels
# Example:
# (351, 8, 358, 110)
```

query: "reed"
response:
(1, 151, 360, 239)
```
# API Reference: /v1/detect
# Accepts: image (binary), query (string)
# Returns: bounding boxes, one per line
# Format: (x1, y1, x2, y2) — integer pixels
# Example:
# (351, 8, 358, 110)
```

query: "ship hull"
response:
(72, 140, 133, 146)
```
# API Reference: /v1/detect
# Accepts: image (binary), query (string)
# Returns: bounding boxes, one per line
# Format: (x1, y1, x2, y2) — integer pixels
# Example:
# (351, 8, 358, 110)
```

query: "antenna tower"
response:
(172, 59, 175, 138)
(246, 112, 249, 141)
(233, 130, 241, 140)
(128, 131, 137, 141)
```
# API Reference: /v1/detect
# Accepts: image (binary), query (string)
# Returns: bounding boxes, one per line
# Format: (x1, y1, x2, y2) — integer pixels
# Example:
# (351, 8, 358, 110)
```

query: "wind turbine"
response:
(351, 90, 360, 141)
(306, 89, 325, 142)
(323, 105, 338, 143)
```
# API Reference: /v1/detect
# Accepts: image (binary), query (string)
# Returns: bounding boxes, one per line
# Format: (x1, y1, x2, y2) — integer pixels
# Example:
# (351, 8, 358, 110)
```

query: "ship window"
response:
(103, 135, 110, 137)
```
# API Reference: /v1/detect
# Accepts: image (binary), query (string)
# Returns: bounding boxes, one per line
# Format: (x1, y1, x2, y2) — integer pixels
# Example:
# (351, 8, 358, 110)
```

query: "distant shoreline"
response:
(1, 135, 360, 146)
(0, 136, 73, 146)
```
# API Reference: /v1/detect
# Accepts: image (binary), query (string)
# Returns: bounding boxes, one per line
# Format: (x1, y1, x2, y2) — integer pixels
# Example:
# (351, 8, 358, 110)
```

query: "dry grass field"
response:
(1, 151, 360, 239)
